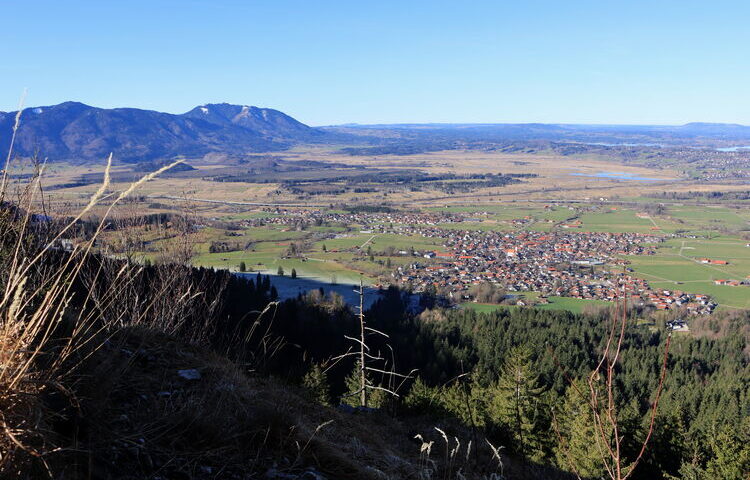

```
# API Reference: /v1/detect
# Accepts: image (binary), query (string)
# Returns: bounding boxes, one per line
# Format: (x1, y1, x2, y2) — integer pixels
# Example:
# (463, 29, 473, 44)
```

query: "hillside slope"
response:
(39, 327, 563, 480)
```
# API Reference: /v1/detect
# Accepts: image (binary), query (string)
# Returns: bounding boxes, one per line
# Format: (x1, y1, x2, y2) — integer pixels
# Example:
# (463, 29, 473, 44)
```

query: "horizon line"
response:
(2, 99, 748, 129)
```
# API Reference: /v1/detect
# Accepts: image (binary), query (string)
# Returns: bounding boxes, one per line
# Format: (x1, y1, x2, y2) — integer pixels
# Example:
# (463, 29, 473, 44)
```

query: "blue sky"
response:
(2, 1, 749, 125)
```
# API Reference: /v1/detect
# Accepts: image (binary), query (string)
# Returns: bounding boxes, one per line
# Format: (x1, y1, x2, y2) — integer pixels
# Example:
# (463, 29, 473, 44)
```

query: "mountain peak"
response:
(0, 102, 325, 163)
(182, 103, 317, 137)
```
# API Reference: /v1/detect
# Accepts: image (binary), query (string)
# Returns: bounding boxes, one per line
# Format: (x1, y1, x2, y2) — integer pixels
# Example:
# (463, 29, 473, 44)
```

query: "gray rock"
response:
(177, 369, 201, 380)
(264, 468, 297, 479)
(300, 470, 327, 480)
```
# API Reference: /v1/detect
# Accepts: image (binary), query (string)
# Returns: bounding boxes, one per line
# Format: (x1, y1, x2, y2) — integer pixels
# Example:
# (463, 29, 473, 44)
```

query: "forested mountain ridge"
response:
(0, 101, 327, 163)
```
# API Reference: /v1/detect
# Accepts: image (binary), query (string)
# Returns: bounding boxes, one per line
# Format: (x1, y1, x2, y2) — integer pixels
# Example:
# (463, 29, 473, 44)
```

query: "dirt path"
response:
(360, 234, 378, 249)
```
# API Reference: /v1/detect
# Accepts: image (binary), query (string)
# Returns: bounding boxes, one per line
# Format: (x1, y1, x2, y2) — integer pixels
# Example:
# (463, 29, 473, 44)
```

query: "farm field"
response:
(464, 295, 611, 314)
(666, 206, 750, 229)
(577, 210, 658, 233)
(311, 232, 443, 254)
(624, 236, 750, 309)
(193, 245, 375, 285)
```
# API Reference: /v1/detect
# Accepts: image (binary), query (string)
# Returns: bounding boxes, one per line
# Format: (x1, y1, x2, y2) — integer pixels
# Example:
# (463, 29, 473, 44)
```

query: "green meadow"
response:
(577, 210, 658, 233)
(192, 242, 373, 284)
(464, 295, 611, 315)
(624, 236, 750, 308)
(312, 232, 442, 253)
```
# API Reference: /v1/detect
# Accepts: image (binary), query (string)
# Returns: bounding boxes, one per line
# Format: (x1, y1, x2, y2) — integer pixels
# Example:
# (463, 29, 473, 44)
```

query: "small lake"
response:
(716, 146, 750, 152)
(236, 273, 384, 309)
(570, 171, 663, 181)
(585, 142, 665, 148)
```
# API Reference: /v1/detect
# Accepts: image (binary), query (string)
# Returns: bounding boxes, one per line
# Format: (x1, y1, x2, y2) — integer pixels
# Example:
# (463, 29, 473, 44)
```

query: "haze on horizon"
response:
(3, 0, 750, 126)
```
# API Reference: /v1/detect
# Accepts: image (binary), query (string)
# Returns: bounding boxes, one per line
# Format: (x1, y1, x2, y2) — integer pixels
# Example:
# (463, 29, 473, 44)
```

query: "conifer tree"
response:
(342, 360, 385, 408)
(404, 377, 438, 411)
(440, 372, 488, 428)
(302, 363, 330, 406)
(703, 419, 750, 480)
(490, 345, 545, 461)
(553, 380, 606, 478)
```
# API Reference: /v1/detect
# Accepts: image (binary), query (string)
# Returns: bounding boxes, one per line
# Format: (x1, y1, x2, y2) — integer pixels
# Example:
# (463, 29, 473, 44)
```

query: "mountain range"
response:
(3, 101, 750, 164)
(0, 102, 325, 163)
(338, 121, 750, 141)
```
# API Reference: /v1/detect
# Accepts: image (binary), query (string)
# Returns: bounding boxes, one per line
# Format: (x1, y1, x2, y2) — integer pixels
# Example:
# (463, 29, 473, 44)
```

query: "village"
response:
(391, 228, 717, 315)
(236, 208, 720, 315)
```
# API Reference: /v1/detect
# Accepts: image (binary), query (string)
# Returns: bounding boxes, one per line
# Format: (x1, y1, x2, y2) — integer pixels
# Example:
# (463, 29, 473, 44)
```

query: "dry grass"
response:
(0, 142, 185, 475)
(33, 146, 690, 217)
(3, 320, 549, 479)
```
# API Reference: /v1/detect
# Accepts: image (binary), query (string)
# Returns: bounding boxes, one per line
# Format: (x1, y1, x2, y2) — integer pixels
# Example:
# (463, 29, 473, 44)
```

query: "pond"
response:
(236, 273, 384, 309)
(570, 171, 663, 181)
(585, 142, 665, 147)
(716, 146, 750, 152)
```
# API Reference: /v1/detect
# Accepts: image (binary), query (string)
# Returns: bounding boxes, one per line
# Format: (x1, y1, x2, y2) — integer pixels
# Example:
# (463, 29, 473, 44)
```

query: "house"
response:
(666, 320, 689, 332)
(702, 258, 729, 265)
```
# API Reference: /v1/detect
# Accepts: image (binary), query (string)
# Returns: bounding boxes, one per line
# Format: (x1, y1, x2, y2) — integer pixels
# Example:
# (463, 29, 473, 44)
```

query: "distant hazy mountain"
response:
(0, 102, 324, 163)
(4, 101, 750, 164)
(327, 121, 750, 146)
(675, 122, 750, 137)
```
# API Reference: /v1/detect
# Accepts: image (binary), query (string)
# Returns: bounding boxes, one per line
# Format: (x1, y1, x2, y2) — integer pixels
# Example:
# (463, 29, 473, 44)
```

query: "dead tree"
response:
(332, 275, 415, 408)
(552, 289, 672, 480)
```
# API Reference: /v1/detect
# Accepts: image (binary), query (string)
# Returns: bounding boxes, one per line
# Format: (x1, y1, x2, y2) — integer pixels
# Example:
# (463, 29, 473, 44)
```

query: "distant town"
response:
(239, 208, 726, 315)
